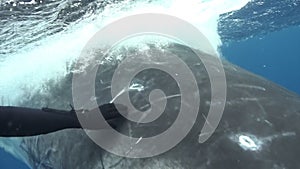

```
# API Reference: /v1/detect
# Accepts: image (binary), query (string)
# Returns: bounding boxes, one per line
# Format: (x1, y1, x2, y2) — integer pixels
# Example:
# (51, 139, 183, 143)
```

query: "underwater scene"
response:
(0, 0, 299, 168)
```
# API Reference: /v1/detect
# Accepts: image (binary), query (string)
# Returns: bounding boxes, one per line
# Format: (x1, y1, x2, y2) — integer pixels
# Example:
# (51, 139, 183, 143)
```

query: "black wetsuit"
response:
(0, 103, 125, 137)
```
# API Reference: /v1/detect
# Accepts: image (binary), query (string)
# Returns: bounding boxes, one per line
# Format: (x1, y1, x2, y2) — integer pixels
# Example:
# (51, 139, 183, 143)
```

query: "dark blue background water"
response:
(0, 148, 30, 169)
(0, 22, 299, 169)
(222, 26, 300, 95)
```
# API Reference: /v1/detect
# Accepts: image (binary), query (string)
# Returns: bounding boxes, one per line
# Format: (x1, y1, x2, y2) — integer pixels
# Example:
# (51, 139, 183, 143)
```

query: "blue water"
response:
(0, 148, 29, 169)
(222, 26, 300, 95)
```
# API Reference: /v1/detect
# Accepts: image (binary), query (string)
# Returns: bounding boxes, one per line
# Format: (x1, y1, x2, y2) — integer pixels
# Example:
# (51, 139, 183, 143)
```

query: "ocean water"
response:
(222, 25, 300, 95)
(0, 0, 299, 168)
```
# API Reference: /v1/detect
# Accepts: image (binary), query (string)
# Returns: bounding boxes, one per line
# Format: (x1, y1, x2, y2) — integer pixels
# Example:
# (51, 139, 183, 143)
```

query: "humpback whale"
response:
(0, 43, 299, 169)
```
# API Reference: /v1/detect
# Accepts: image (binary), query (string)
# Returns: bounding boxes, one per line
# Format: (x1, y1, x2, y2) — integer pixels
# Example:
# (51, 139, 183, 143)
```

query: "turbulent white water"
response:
(0, 0, 250, 105)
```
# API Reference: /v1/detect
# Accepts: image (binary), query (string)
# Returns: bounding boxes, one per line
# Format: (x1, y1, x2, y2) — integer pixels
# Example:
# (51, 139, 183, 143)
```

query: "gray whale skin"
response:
(0, 43, 299, 169)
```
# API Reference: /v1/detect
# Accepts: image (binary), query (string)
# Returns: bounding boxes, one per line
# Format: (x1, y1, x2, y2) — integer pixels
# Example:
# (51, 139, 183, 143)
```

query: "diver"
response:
(0, 103, 127, 137)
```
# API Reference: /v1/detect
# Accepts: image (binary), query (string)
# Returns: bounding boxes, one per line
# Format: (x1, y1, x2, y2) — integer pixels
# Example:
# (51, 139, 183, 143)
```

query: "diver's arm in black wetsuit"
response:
(0, 103, 127, 137)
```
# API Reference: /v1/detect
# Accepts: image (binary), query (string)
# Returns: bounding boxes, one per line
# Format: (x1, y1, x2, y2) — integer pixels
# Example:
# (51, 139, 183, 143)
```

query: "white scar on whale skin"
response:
(231, 84, 267, 91)
(230, 132, 297, 152)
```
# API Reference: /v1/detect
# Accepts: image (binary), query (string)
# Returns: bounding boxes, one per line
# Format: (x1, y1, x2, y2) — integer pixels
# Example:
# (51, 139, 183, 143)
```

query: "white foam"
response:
(0, 0, 250, 104)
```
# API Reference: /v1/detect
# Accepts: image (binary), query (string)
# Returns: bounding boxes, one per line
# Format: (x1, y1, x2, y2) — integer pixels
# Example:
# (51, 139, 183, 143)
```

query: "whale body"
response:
(0, 43, 299, 169)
